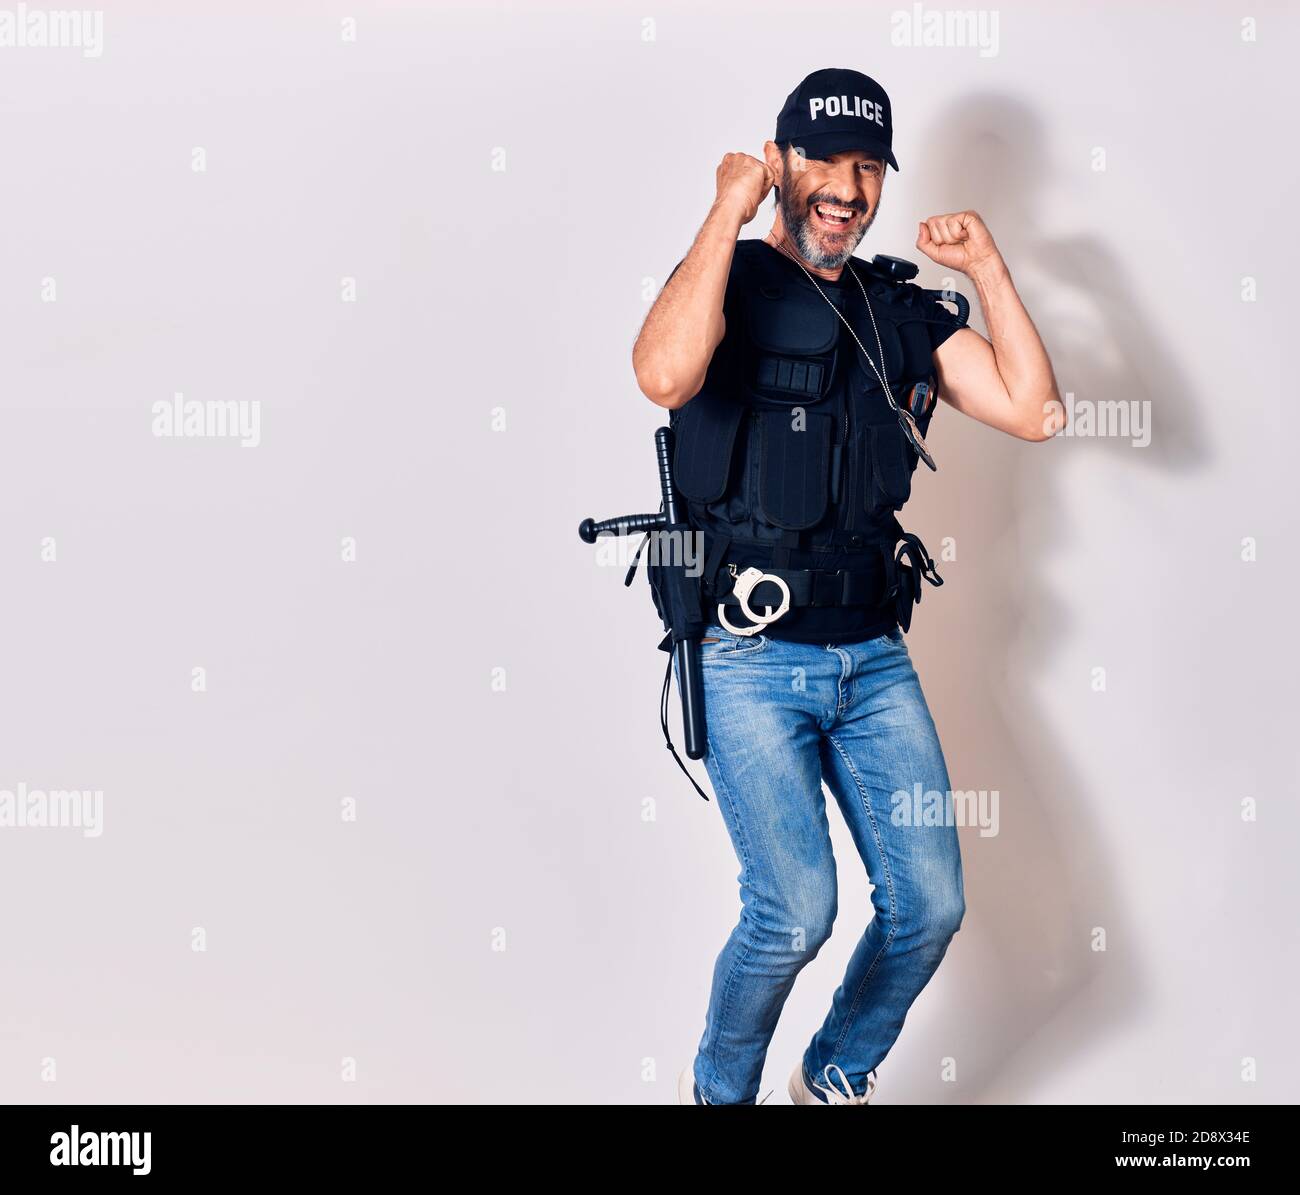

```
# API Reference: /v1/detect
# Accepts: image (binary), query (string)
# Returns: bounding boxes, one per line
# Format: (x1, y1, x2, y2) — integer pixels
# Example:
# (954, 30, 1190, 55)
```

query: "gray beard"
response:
(780, 190, 876, 269)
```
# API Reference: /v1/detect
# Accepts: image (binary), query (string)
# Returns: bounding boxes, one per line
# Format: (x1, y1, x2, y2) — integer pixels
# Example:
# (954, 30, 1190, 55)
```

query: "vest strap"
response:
(700, 531, 732, 598)
(717, 520, 902, 553)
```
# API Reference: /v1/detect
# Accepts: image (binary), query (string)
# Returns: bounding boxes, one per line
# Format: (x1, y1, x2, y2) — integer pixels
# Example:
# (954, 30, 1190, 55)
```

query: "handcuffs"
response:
(717, 564, 791, 637)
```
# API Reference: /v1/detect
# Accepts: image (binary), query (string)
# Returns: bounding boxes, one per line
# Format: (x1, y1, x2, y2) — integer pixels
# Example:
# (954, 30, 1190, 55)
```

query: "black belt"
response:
(713, 562, 886, 609)
(710, 530, 944, 630)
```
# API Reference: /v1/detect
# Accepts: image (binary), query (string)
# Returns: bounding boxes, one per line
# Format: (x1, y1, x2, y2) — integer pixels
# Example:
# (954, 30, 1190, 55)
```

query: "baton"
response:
(653, 427, 707, 760)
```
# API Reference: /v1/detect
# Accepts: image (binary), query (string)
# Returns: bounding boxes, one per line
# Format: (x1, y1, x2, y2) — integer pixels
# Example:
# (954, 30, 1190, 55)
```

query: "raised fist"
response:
(715, 152, 776, 225)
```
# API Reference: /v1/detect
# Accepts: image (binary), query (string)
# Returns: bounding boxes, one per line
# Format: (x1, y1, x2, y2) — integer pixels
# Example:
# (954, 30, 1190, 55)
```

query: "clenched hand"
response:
(916, 211, 1002, 278)
(715, 152, 776, 226)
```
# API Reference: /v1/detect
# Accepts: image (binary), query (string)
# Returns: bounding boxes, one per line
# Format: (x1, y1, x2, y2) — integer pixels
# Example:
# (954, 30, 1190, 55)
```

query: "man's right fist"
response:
(715, 152, 776, 225)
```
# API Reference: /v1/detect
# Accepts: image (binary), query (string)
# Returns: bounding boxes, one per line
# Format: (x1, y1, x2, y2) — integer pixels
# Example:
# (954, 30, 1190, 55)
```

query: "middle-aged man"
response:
(631, 67, 1065, 1106)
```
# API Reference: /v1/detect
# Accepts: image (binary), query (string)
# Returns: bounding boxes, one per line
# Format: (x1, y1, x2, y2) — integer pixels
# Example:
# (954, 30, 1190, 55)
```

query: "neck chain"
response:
(767, 239, 936, 470)
(769, 241, 898, 414)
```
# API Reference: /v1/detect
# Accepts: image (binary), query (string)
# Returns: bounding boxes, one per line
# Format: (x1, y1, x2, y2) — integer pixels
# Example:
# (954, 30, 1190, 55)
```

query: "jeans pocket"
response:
(700, 626, 768, 659)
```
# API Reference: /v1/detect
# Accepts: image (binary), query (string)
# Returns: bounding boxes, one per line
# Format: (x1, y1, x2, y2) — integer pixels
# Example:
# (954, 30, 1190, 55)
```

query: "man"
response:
(632, 67, 1064, 1106)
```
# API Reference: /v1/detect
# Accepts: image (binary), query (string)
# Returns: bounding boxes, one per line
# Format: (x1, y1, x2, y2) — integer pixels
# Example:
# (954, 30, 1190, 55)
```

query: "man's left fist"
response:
(916, 211, 1001, 277)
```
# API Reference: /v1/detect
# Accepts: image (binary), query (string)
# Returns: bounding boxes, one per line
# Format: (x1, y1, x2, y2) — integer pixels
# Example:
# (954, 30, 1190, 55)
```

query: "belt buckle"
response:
(717, 565, 791, 637)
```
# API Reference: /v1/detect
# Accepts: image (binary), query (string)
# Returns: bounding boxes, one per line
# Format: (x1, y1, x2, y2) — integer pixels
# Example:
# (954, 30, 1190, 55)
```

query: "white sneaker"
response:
(789, 1061, 878, 1105)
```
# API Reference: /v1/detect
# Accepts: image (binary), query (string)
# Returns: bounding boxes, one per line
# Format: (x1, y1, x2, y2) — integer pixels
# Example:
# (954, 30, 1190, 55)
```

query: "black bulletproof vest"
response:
(669, 239, 965, 562)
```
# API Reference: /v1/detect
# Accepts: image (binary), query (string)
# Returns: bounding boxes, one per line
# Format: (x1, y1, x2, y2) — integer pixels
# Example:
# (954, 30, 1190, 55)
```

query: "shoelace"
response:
(813, 1063, 878, 1105)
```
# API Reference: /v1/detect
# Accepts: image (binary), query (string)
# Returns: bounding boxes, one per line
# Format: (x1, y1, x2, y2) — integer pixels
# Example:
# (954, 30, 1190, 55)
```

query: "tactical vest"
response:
(667, 239, 967, 635)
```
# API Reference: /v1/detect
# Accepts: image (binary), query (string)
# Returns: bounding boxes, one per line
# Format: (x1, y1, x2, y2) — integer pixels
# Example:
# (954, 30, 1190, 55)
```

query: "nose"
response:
(825, 161, 871, 206)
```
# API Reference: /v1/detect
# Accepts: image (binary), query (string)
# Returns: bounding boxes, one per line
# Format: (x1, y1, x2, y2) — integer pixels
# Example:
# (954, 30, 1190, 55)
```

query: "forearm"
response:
(968, 258, 1064, 435)
(633, 201, 743, 408)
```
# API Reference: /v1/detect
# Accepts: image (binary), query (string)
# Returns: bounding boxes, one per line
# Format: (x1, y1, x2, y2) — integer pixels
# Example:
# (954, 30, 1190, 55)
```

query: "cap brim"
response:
(788, 130, 898, 172)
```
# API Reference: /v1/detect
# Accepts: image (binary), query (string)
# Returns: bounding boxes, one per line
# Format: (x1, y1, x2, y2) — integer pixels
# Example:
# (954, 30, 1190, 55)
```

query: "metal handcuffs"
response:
(717, 564, 791, 637)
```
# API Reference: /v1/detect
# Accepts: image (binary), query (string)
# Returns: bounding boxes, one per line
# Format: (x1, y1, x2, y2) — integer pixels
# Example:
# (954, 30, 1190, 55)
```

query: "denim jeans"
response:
(675, 622, 966, 1104)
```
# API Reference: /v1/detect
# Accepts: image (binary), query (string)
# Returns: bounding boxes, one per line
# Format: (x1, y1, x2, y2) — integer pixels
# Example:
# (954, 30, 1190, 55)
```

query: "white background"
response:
(0, 0, 1295, 1104)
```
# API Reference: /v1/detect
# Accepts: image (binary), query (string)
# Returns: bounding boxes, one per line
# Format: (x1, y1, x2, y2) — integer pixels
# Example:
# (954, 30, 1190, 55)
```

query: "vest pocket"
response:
(753, 353, 828, 401)
(671, 392, 744, 503)
(745, 285, 841, 404)
(757, 409, 833, 530)
(866, 421, 913, 512)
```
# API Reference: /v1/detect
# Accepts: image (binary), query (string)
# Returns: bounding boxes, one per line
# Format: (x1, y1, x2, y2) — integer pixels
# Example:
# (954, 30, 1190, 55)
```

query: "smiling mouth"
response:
(811, 202, 860, 229)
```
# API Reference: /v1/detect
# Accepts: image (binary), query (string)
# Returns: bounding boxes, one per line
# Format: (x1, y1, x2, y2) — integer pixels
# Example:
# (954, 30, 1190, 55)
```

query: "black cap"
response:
(775, 68, 898, 172)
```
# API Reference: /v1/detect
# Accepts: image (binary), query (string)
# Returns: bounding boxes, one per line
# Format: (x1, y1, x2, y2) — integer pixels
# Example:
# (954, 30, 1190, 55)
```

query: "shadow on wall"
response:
(896, 91, 1207, 1102)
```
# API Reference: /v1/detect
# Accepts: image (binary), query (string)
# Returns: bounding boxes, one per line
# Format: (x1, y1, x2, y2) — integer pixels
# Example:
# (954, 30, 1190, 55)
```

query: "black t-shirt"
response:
(673, 239, 963, 644)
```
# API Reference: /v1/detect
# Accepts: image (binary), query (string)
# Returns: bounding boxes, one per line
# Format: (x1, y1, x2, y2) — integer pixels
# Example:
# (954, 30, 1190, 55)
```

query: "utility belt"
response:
(699, 526, 943, 636)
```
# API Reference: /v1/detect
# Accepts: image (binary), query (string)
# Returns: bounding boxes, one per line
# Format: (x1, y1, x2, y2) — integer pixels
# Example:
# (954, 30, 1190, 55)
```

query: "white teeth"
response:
(816, 204, 855, 220)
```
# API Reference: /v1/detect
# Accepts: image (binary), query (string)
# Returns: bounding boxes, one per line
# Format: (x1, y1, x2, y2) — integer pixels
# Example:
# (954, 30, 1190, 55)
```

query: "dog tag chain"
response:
(784, 250, 938, 472)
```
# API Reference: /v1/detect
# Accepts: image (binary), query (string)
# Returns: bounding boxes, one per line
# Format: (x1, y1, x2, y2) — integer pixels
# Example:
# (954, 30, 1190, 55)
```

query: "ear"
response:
(762, 140, 784, 187)
(763, 140, 788, 205)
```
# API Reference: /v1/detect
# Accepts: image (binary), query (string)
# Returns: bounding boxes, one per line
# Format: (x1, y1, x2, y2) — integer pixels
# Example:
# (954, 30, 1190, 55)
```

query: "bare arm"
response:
(919, 212, 1066, 442)
(633, 153, 774, 410)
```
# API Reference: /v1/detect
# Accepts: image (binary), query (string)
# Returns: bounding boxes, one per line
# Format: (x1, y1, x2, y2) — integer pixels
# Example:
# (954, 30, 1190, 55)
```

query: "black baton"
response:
(654, 426, 707, 760)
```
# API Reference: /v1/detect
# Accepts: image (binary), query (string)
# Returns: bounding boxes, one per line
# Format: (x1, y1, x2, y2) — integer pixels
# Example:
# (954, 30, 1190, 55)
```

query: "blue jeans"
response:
(675, 622, 966, 1105)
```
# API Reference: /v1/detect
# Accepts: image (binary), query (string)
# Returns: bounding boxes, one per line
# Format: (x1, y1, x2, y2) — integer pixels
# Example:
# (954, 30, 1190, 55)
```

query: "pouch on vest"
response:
(867, 421, 912, 512)
(670, 391, 744, 504)
(745, 281, 841, 405)
(743, 278, 842, 529)
(756, 407, 834, 530)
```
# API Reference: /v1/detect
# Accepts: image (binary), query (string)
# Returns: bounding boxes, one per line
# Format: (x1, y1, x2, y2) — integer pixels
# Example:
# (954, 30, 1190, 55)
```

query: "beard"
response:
(779, 186, 877, 269)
